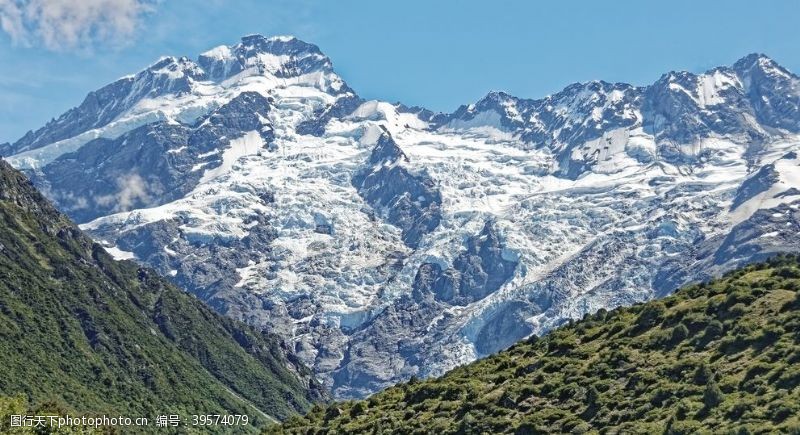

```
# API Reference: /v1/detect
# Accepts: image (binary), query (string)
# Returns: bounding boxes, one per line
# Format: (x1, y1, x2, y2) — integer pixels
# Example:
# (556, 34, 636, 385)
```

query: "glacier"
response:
(3, 35, 800, 398)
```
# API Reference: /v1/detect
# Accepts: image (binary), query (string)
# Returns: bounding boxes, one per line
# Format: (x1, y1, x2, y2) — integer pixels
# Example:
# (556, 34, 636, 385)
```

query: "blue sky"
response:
(1, 0, 799, 143)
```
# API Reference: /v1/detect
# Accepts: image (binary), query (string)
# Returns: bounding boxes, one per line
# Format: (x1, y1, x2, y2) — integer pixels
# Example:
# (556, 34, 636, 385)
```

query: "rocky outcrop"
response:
(413, 221, 517, 305)
(352, 128, 442, 248)
(730, 163, 780, 210)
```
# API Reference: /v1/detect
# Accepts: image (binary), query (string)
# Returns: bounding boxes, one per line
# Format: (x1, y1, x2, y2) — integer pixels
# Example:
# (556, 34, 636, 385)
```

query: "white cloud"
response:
(0, 0, 155, 51)
(0, 1, 25, 42)
(114, 173, 151, 211)
(95, 173, 152, 211)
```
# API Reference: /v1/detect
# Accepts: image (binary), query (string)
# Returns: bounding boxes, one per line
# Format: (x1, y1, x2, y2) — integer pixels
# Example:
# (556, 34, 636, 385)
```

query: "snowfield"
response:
(6, 36, 800, 398)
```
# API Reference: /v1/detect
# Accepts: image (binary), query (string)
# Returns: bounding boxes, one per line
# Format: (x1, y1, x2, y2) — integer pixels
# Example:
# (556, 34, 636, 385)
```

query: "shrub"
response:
(727, 303, 748, 318)
(725, 401, 751, 419)
(693, 364, 713, 385)
(775, 365, 800, 389)
(704, 320, 724, 338)
(752, 325, 784, 349)
(674, 400, 690, 420)
(636, 302, 666, 330)
(703, 381, 724, 409)
(725, 291, 757, 308)
(350, 401, 368, 417)
(770, 402, 795, 422)
(666, 419, 704, 435)
(670, 324, 690, 345)
(774, 267, 800, 279)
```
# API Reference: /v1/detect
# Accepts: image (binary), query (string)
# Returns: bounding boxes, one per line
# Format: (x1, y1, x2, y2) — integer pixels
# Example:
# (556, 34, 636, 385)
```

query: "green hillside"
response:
(275, 255, 800, 434)
(0, 160, 324, 433)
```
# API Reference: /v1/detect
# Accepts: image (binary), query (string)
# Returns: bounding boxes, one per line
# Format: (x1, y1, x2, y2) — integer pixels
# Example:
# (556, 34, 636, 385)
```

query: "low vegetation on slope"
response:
(275, 255, 800, 434)
(0, 160, 324, 433)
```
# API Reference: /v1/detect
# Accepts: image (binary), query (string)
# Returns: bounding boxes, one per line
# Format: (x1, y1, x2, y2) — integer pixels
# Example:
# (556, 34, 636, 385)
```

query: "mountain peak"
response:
(471, 90, 519, 110)
(144, 55, 205, 79)
(481, 90, 515, 100)
(198, 34, 333, 82)
(480, 91, 516, 101)
(240, 33, 299, 44)
(237, 33, 322, 55)
(732, 53, 793, 78)
(734, 52, 775, 68)
(241, 33, 290, 41)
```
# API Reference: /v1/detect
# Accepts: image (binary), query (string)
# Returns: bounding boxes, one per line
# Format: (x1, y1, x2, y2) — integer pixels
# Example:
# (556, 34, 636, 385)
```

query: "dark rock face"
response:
(641, 69, 762, 154)
(332, 222, 524, 396)
(730, 163, 780, 210)
(733, 54, 800, 132)
(775, 187, 800, 199)
(187, 90, 274, 150)
(329, 296, 444, 398)
(88, 210, 280, 309)
(352, 128, 442, 248)
(7, 57, 205, 155)
(524, 82, 640, 149)
(35, 123, 193, 223)
(413, 221, 518, 306)
(473, 300, 534, 355)
(412, 263, 452, 301)
(27, 91, 272, 223)
(132, 215, 274, 299)
(713, 202, 800, 267)
(296, 94, 363, 136)
(654, 199, 800, 298)
(328, 292, 538, 397)
(198, 91, 273, 135)
(394, 103, 440, 124)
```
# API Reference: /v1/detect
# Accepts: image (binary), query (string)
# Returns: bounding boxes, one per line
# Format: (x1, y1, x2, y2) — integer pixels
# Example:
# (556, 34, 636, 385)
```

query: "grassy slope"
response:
(275, 255, 800, 434)
(0, 160, 323, 432)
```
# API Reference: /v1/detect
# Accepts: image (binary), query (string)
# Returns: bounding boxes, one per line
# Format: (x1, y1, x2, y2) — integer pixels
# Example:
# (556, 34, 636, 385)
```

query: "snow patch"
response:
(103, 245, 136, 260)
(199, 131, 264, 184)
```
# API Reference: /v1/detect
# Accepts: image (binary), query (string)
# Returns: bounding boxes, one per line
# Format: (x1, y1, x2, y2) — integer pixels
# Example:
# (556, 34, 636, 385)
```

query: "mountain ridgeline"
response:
(2, 34, 800, 399)
(275, 256, 800, 434)
(0, 160, 324, 431)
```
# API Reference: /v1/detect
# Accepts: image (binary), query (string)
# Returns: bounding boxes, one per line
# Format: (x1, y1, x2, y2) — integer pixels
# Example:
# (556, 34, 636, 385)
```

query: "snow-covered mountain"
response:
(4, 35, 800, 398)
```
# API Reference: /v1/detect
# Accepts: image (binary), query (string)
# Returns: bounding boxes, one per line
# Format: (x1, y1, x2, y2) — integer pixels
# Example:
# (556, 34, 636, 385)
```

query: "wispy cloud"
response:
(95, 173, 153, 212)
(0, 0, 156, 51)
